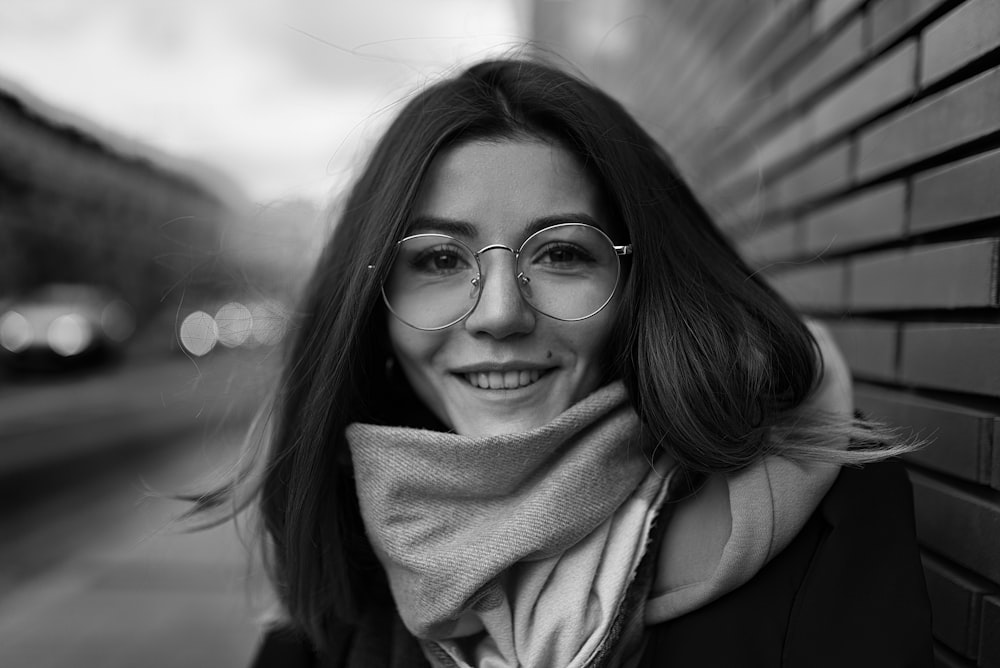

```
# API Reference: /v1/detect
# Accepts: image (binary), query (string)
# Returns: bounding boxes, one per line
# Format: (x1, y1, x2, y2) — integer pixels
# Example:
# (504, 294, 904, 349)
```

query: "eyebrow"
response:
(405, 213, 610, 240)
(527, 213, 608, 237)
(405, 216, 477, 238)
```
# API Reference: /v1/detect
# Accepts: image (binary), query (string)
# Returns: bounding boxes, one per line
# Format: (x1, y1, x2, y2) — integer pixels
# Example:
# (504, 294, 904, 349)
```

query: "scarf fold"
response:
(348, 382, 676, 667)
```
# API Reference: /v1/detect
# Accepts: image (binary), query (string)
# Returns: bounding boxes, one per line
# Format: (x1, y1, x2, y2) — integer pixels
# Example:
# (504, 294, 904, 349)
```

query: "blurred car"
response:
(0, 283, 135, 371)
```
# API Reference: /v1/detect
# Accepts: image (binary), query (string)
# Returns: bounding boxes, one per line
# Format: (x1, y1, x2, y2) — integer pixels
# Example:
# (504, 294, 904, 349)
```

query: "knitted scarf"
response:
(345, 322, 849, 667)
(347, 382, 676, 668)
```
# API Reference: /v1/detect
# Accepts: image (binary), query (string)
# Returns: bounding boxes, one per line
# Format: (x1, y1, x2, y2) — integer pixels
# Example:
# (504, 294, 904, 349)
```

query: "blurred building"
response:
(0, 78, 243, 326)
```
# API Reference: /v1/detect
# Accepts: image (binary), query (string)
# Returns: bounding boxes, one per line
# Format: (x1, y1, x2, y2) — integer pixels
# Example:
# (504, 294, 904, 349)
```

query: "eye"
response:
(410, 245, 473, 275)
(532, 242, 596, 267)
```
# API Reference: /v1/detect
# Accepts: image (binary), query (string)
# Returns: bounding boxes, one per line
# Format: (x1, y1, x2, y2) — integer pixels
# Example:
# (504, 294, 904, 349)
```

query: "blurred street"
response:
(0, 350, 276, 667)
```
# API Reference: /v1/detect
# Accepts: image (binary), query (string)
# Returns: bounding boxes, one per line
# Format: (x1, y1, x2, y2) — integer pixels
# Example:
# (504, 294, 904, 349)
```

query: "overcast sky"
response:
(0, 0, 527, 206)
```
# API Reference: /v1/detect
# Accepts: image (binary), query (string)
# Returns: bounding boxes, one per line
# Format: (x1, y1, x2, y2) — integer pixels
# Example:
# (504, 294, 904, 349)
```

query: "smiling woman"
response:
(184, 57, 933, 667)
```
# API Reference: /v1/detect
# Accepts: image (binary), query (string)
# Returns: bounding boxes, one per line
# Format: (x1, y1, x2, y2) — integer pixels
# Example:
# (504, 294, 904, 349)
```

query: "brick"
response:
(774, 143, 852, 210)
(744, 88, 789, 134)
(815, 0, 863, 32)
(920, 553, 994, 659)
(824, 318, 897, 380)
(994, 422, 1000, 490)
(787, 19, 865, 105)
(855, 386, 994, 485)
(849, 239, 998, 309)
(910, 470, 1000, 584)
(754, 8, 815, 80)
(802, 182, 906, 254)
(767, 261, 847, 310)
(709, 90, 791, 178)
(712, 169, 763, 211)
(869, 0, 942, 51)
(732, 2, 804, 80)
(755, 118, 814, 172)
(812, 42, 917, 141)
(900, 324, 1000, 397)
(922, 0, 1000, 84)
(738, 222, 799, 264)
(912, 147, 1000, 233)
(858, 66, 1000, 179)
(981, 596, 1000, 667)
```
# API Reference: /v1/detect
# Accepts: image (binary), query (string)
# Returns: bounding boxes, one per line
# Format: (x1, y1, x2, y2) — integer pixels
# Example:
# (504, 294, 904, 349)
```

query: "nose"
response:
(463, 248, 536, 338)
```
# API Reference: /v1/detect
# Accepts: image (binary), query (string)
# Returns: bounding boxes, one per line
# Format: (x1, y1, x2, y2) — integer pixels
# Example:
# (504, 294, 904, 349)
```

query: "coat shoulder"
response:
(782, 460, 934, 667)
(249, 626, 319, 668)
(641, 459, 933, 668)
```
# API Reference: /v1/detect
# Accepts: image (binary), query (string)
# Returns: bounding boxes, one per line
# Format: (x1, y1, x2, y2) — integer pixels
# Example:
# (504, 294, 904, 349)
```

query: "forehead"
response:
(409, 139, 605, 241)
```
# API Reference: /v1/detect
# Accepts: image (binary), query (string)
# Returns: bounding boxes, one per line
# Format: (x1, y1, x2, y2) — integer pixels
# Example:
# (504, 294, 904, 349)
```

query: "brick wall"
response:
(533, 1, 1000, 664)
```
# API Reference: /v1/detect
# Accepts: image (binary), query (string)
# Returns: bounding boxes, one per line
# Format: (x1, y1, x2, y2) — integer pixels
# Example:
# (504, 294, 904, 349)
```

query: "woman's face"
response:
(387, 139, 622, 437)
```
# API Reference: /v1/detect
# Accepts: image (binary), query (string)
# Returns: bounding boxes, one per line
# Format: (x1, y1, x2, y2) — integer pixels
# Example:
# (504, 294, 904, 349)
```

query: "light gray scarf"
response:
(346, 320, 850, 667)
(347, 382, 676, 667)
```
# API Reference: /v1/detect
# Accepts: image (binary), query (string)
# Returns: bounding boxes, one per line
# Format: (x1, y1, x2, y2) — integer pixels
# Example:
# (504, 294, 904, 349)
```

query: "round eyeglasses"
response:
(378, 222, 632, 331)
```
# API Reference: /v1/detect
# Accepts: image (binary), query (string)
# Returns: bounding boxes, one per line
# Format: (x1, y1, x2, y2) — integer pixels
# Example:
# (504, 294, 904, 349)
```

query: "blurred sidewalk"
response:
(0, 348, 279, 666)
(0, 432, 268, 668)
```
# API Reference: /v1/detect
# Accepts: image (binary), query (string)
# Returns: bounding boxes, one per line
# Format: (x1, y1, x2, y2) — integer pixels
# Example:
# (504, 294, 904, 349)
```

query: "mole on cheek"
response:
(546, 351, 553, 359)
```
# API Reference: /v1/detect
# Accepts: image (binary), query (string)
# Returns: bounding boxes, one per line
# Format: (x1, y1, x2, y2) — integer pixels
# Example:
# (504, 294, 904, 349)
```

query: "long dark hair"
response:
(186, 56, 909, 650)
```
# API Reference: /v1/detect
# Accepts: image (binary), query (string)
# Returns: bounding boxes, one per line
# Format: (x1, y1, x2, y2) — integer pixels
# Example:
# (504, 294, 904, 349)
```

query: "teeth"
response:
(463, 370, 545, 389)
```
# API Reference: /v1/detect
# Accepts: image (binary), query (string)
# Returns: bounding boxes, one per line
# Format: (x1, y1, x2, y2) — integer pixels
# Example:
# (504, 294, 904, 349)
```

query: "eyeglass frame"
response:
(371, 221, 633, 331)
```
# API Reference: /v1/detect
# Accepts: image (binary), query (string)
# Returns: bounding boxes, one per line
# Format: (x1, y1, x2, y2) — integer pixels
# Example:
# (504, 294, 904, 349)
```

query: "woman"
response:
(192, 57, 933, 666)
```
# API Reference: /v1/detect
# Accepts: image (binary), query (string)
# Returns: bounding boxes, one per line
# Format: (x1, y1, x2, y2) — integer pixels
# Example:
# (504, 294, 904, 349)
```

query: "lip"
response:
(450, 361, 555, 374)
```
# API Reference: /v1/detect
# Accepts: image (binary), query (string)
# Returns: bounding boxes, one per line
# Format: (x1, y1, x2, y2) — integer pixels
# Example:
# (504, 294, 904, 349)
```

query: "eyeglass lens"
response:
(382, 224, 622, 330)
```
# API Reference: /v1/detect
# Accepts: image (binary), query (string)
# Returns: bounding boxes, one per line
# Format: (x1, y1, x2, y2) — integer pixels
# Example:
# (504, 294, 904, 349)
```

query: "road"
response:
(0, 351, 277, 667)
(0, 349, 276, 475)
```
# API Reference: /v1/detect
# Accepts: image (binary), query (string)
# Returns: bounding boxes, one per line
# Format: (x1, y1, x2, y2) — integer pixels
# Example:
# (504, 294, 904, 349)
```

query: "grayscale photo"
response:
(1, 1, 998, 666)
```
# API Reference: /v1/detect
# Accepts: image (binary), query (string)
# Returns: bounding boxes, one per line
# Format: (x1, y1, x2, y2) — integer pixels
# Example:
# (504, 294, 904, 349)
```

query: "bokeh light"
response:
(0, 311, 32, 353)
(101, 299, 136, 343)
(47, 313, 91, 357)
(249, 300, 288, 346)
(214, 302, 253, 348)
(179, 310, 219, 356)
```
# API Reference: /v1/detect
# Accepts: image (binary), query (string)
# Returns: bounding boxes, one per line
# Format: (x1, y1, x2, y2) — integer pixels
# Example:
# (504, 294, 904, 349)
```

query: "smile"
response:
(460, 369, 549, 390)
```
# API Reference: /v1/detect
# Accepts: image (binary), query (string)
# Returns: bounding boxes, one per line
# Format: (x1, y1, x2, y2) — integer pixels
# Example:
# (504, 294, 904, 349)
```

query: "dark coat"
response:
(250, 460, 934, 667)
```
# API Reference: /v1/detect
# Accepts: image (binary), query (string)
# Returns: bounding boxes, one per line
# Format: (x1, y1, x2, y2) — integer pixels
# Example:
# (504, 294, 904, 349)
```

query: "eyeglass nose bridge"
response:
(468, 244, 531, 292)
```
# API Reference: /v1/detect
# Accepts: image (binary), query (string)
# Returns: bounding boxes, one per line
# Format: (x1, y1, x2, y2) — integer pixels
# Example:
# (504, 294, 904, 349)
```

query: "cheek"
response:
(388, 320, 436, 370)
(567, 306, 620, 382)
(386, 322, 454, 428)
(387, 320, 450, 411)
(585, 300, 620, 356)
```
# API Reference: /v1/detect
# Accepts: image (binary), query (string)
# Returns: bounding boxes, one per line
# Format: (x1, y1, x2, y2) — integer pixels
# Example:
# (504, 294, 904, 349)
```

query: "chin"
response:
(437, 372, 580, 437)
